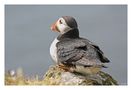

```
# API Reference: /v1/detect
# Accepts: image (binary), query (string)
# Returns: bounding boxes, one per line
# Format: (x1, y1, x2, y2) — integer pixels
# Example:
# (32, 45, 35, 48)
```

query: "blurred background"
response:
(5, 5, 127, 85)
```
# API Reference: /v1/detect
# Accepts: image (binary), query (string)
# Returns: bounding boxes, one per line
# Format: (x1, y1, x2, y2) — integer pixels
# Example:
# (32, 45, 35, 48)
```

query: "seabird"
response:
(50, 16, 110, 74)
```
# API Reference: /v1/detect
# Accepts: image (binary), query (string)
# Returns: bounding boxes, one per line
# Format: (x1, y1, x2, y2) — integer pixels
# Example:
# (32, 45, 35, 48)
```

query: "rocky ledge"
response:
(43, 65, 118, 85)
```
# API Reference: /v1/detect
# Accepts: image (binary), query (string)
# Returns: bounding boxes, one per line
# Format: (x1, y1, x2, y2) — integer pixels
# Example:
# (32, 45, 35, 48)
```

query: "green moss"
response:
(98, 71, 118, 85)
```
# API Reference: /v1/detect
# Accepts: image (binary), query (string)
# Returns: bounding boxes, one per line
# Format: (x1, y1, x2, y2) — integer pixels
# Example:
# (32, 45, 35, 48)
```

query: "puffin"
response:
(50, 16, 109, 74)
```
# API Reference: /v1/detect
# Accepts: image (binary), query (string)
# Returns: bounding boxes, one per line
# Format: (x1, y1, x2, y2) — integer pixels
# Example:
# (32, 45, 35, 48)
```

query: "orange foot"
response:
(57, 64, 72, 72)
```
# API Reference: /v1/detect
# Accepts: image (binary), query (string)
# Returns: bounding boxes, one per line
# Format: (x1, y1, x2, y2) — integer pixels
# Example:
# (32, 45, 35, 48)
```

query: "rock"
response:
(43, 65, 118, 85)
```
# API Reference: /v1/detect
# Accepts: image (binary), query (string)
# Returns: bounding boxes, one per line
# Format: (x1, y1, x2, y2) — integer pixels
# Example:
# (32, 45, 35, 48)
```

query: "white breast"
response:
(50, 38, 59, 63)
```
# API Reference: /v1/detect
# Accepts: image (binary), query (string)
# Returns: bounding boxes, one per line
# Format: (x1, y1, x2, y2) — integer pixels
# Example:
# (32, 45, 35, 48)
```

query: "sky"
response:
(5, 5, 127, 85)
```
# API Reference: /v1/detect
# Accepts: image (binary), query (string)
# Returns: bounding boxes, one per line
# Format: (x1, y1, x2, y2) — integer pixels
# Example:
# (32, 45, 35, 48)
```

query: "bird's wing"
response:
(56, 39, 85, 63)
(56, 38, 108, 67)
(87, 40, 110, 63)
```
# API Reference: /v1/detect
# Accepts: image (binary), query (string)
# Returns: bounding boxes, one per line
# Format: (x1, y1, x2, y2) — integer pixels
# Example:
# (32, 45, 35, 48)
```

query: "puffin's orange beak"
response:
(50, 21, 60, 32)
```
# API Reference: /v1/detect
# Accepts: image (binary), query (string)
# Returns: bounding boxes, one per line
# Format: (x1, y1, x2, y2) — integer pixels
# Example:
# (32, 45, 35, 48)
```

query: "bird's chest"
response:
(50, 38, 59, 63)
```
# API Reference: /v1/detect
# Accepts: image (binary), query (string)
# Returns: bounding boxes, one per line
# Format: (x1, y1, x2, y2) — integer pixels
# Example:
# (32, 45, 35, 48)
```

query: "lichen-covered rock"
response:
(43, 65, 118, 85)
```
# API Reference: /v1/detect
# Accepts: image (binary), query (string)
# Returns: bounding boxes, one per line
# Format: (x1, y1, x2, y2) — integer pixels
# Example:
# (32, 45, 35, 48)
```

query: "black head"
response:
(62, 16, 78, 29)
(51, 16, 79, 40)
(51, 16, 78, 34)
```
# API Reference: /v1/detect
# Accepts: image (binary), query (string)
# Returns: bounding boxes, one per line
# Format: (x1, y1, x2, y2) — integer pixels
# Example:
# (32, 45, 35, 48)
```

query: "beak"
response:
(50, 21, 60, 32)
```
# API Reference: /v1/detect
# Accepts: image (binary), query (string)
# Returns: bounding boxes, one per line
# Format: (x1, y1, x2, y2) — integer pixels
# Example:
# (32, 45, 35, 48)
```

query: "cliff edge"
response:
(43, 65, 118, 85)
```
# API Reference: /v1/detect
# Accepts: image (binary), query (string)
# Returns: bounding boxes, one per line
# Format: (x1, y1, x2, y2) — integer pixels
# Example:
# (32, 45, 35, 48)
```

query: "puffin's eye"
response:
(59, 20, 63, 24)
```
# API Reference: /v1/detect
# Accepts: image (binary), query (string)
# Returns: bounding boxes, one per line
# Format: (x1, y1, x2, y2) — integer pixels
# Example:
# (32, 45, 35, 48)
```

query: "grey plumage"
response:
(56, 38, 109, 67)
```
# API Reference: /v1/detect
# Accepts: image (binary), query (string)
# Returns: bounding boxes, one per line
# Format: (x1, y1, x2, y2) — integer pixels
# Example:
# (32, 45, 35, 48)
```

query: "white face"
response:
(56, 18, 72, 34)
